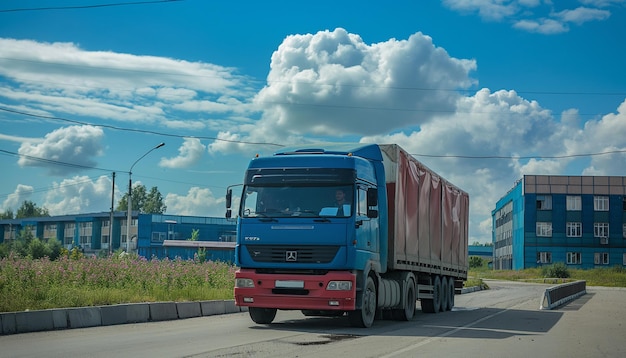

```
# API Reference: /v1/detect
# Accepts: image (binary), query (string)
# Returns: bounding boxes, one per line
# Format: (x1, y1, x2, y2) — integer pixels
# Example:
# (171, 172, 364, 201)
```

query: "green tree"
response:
(144, 186, 167, 214)
(16, 200, 49, 218)
(0, 209, 14, 219)
(116, 184, 166, 214)
(187, 228, 200, 241)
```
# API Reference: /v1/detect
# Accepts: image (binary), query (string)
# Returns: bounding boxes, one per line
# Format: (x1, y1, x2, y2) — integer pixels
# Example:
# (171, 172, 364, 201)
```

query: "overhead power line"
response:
(2, 106, 625, 160)
(0, 149, 119, 173)
(0, 107, 283, 147)
(0, 0, 184, 13)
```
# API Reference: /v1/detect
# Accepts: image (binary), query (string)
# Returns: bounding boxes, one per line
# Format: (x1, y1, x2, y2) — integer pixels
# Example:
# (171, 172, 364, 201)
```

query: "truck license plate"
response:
(275, 280, 304, 289)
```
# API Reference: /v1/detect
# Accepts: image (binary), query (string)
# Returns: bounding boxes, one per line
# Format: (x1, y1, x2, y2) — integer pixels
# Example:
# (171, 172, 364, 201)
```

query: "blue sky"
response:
(1, 0, 625, 243)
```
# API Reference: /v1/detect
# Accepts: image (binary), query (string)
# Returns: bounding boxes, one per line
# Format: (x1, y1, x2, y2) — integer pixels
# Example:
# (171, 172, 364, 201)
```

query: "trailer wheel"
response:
(447, 278, 455, 310)
(440, 276, 449, 312)
(348, 276, 377, 328)
(249, 307, 277, 324)
(393, 279, 415, 321)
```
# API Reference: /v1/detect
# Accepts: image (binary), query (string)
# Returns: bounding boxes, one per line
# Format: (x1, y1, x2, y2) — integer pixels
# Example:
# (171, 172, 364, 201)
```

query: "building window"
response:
(80, 235, 90, 248)
(594, 252, 609, 265)
(151, 232, 166, 242)
(536, 222, 552, 237)
(536, 195, 552, 210)
(537, 252, 552, 264)
(566, 196, 581, 211)
(623, 223, 626, 239)
(567, 252, 582, 264)
(594, 196, 609, 211)
(566, 222, 582, 237)
(594, 223, 609, 239)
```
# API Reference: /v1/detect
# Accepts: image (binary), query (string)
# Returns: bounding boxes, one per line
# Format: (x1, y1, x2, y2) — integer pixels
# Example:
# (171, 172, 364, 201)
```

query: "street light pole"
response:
(126, 142, 165, 252)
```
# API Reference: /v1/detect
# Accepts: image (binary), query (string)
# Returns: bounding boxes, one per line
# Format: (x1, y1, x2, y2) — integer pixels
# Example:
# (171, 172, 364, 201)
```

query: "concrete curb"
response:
(0, 300, 246, 336)
(1, 287, 479, 335)
(460, 285, 486, 294)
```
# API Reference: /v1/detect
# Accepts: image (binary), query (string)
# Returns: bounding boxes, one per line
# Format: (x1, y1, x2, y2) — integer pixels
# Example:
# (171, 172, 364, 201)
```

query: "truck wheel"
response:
(440, 276, 449, 312)
(394, 280, 415, 321)
(447, 278, 455, 310)
(348, 276, 377, 328)
(249, 307, 277, 324)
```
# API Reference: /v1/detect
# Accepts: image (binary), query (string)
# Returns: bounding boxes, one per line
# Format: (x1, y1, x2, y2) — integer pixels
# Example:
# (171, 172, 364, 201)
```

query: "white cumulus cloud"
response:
(159, 138, 206, 168)
(17, 125, 105, 175)
(165, 187, 224, 217)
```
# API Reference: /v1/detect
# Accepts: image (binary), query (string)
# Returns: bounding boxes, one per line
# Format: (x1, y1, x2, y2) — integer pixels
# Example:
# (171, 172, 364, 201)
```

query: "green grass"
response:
(0, 253, 236, 313)
(4, 253, 625, 313)
(469, 265, 626, 287)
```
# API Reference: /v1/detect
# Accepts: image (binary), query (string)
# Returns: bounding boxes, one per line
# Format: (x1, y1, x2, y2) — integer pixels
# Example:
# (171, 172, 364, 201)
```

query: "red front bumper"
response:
(234, 269, 356, 311)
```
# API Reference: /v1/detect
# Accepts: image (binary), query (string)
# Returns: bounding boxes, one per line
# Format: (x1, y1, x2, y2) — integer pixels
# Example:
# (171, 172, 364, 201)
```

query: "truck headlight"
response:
(235, 278, 255, 288)
(327, 281, 352, 291)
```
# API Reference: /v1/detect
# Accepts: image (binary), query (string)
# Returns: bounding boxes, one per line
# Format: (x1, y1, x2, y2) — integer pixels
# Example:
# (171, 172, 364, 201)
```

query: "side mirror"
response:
(226, 189, 232, 209)
(226, 209, 232, 219)
(367, 188, 378, 207)
(367, 209, 378, 219)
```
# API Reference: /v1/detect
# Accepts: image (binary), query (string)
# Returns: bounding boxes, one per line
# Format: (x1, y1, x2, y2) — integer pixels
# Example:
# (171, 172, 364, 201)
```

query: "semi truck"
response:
(226, 143, 469, 327)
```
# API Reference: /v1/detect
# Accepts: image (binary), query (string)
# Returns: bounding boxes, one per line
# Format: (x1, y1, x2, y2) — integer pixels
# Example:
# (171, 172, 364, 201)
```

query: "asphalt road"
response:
(2, 280, 625, 357)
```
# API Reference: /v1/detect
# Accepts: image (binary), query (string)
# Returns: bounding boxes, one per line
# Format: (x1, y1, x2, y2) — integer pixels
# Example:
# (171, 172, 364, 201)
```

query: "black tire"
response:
(394, 280, 415, 321)
(447, 278, 455, 311)
(249, 307, 277, 324)
(434, 276, 442, 313)
(348, 276, 377, 328)
(440, 276, 449, 312)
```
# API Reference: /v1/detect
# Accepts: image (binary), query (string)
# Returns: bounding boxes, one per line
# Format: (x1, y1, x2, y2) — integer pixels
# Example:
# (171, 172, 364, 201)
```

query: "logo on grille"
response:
(286, 250, 297, 262)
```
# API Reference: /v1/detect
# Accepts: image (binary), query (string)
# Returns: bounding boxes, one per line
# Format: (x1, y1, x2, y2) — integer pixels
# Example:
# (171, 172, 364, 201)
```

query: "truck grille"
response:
(245, 245, 339, 263)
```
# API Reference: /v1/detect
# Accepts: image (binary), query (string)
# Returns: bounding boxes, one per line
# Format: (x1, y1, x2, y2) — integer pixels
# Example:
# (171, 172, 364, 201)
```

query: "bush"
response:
(542, 262, 570, 278)
(469, 256, 484, 269)
(29, 238, 52, 259)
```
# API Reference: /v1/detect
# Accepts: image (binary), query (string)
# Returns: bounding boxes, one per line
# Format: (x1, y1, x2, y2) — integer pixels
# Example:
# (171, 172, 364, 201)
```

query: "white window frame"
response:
(536, 222, 552, 237)
(594, 196, 609, 211)
(566, 252, 582, 265)
(594, 222, 609, 238)
(566, 195, 581, 211)
(594, 252, 609, 265)
(566, 222, 582, 237)
(537, 252, 552, 264)
(536, 195, 552, 210)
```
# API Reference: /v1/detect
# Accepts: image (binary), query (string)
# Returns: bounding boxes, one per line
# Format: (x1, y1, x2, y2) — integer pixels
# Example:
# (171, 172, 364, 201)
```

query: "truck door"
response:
(355, 186, 378, 253)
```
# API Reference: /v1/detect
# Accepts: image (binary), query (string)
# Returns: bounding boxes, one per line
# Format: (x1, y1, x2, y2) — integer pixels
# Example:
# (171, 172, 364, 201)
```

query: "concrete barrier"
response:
(540, 280, 586, 310)
(1, 299, 250, 335)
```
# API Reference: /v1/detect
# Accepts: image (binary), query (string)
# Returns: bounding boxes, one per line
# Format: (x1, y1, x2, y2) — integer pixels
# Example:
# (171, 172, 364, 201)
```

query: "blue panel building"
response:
(492, 175, 626, 270)
(0, 212, 236, 262)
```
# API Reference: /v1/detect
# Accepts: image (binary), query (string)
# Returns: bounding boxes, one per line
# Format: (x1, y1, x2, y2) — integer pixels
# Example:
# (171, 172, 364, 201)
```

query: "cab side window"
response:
(357, 187, 368, 216)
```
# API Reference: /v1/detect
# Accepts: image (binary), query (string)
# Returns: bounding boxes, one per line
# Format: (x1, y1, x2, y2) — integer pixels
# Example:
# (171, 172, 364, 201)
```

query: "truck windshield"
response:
(241, 185, 354, 218)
